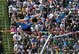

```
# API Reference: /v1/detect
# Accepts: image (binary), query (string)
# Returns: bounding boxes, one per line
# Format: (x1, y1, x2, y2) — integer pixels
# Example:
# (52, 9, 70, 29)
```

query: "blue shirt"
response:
(21, 23, 29, 30)
(55, 18, 61, 23)
(60, 13, 65, 19)
(24, 16, 29, 21)
(24, 15, 34, 21)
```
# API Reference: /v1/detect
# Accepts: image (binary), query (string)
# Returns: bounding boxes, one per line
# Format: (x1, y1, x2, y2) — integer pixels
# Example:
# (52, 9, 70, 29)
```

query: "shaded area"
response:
(0, 32, 4, 54)
(0, 19, 2, 30)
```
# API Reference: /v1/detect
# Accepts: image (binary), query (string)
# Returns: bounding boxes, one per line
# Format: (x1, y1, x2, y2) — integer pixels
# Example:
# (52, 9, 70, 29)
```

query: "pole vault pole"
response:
(40, 34, 52, 54)
(40, 31, 79, 54)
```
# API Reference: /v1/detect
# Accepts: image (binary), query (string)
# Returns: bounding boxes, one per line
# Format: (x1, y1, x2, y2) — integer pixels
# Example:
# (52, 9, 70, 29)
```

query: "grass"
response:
(0, 0, 13, 54)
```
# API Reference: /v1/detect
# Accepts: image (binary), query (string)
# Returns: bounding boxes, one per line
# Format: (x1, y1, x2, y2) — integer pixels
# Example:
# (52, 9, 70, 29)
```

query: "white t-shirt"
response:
(13, 34, 17, 40)
(31, 26, 35, 32)
(17, 26, 22, 32)
(60, 23, 65, 29)
(23, 1, 27, 7)
(39, 0, 42, 3)
(35, 24, 40, 30)
(13, 34, 21, 42)
(14, 44, 19, 51)
(49, 13, 54, 19)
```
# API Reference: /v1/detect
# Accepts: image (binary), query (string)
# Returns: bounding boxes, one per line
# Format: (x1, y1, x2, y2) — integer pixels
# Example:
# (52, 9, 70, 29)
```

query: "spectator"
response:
(7, 0, 79, 54)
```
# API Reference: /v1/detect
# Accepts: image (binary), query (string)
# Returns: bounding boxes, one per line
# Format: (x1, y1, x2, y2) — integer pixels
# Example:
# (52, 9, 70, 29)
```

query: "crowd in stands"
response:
(7, 0, 79, 54)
